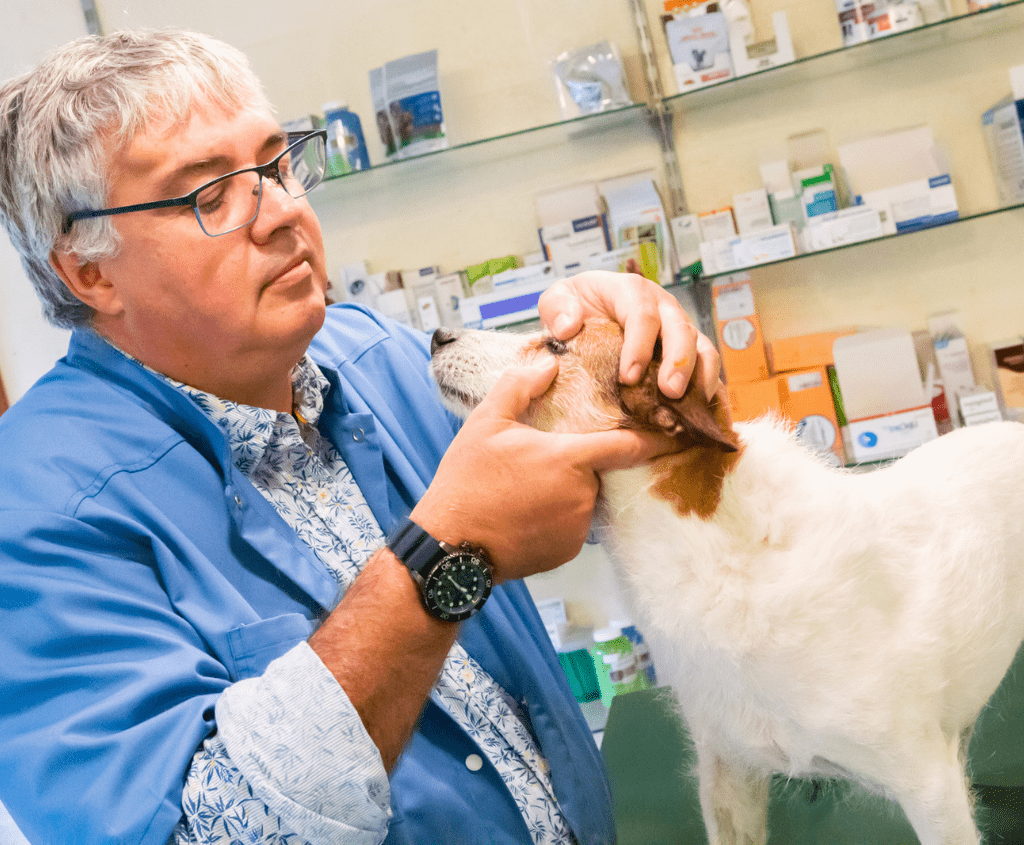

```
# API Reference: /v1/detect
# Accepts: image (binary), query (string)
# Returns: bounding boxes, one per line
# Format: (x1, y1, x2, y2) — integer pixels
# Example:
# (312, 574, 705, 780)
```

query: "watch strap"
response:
(385, 516, 447, 576)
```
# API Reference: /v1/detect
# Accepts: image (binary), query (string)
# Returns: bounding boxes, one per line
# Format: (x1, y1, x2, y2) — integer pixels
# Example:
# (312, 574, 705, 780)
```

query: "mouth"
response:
(264, 255, 314, 291)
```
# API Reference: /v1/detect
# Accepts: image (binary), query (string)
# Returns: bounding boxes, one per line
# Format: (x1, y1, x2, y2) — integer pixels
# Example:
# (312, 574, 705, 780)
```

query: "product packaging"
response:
(592, 625, 646, 708)
(728, 11, 795, 77)
(536, 183, 611, 277)
(990, 339, 1024, 421)
(368, 66, 398, 162)
(981, 66, 1024, 206)
(664, 8, 734, 91)
(928, 312, 976, 424)
(322, 102, 370, 176)
(833, 329, 939, 463)
(374, 50, 447, 161)
(712, 273, 770, 383)
(599, 172, 671, 285)
(551, 41, 633, 119)
(670, 214, 703, 278)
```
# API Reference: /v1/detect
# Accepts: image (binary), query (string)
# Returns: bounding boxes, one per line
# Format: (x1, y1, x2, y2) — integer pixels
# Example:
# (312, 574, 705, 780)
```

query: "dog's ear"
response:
(619, 359, 739, 453)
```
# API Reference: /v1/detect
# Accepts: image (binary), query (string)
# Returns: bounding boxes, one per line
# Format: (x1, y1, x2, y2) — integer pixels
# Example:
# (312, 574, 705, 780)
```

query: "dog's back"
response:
(600, 415, 1024, 844)
(428, 318, 1024, 843)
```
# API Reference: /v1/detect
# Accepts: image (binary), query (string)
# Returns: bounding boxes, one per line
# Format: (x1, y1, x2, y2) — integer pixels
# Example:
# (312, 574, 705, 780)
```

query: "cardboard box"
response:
(729, 368, 845, 464)
(769, 328, 856, 374)
(728, 377, 783, 422)
(781, 368, 845, 464)
(713, 275, 769, 383)
(665, 11, 734, 91)
(991, 338, 1024, 420)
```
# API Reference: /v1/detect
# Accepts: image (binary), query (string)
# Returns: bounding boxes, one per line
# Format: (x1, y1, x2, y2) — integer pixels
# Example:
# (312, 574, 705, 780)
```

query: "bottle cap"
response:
(593, 625, 625, 644)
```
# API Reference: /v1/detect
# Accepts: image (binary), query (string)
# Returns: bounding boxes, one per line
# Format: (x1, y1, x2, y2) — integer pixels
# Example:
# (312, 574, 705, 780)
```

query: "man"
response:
(0, 30, 718, 845)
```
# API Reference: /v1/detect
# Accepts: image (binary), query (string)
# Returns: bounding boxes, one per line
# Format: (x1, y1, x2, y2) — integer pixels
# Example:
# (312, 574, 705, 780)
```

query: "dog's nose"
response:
(430, 327, 461, 356)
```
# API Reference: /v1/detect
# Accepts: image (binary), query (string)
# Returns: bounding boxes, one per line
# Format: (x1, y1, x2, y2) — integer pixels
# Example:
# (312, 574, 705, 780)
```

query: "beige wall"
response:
(1, 0, 1021, 628)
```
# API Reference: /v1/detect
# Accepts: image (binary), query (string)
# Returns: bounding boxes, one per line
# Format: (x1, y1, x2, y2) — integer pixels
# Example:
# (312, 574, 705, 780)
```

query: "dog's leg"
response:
(695, 749, 769, 845)
(889, 733, 980, 845)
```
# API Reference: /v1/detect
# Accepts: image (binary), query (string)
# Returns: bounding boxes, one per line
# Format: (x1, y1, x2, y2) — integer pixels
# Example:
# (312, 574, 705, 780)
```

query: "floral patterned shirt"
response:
(169, 355, 573, 844)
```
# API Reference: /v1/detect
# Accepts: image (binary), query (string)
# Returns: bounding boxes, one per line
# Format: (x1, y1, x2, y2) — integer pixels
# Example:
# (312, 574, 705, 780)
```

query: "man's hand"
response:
(538, 269, 721, 401)
(410, 357, 677, 581)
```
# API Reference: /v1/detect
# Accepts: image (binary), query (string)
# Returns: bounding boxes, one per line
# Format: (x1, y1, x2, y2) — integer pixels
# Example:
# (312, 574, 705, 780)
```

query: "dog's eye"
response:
(543, 337, 569, 355)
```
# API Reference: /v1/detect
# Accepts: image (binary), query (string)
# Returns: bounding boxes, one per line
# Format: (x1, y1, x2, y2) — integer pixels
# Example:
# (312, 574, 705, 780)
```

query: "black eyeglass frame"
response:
(62, 129, 328, 236)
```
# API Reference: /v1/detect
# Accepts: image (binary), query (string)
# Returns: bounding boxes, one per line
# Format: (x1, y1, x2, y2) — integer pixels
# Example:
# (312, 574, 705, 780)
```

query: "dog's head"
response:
(430, 318, 738, 454)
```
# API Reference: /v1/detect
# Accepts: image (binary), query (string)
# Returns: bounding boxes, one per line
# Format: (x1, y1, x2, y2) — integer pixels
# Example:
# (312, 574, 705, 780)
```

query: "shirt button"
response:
(234, 495, 243, 507)
(351, 428, 365, 443)
(465, 754, 483, 772)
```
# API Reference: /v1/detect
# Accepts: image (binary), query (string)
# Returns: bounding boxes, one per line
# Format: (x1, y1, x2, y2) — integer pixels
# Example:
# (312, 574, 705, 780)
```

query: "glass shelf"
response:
(316, 0, 1023, 187)
(695, 200, 1024, 280)
(662, 0, 1024, 111)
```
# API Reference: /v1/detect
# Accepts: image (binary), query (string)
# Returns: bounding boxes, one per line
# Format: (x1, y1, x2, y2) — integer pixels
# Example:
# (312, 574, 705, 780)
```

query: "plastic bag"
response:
(552, 41, 633, 119)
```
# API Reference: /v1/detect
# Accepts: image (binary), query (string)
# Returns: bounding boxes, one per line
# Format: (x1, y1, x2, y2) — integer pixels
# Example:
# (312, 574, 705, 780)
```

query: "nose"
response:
(431, 327, 462, 356)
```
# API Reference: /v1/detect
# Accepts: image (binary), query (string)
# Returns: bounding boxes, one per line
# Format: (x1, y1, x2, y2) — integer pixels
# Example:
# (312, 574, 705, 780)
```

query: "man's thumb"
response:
(475, 357, 559, 421)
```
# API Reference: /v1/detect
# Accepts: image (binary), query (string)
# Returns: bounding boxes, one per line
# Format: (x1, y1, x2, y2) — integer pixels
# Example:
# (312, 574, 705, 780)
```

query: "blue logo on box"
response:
(858, 431, 878, 448)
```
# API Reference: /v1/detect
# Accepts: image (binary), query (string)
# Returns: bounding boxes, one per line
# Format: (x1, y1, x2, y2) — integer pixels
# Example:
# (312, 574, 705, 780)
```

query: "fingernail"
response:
(551, 314, 574, 338)
(625, 363, 642, 384)
(667, 371, 687, 397)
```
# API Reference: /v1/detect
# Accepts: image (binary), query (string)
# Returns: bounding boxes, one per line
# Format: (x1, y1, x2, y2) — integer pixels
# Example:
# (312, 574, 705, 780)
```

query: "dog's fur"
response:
(430, 318, 1024, 845)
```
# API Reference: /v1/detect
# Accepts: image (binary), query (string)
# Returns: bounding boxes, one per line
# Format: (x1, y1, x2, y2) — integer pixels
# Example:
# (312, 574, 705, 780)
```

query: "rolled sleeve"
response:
(214, 641, 391, 844)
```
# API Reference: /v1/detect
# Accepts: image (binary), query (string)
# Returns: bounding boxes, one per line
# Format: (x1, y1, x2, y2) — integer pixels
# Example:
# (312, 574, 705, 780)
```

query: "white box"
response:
(670, 214, 702, 276)
(538, 216, 611, 277)
(728, 11, 795, 77)
(845, 407, 939, 464)
(959, 388, 1002, 426)
(492, 262, 555, 289)
(700, 224, 796, 274)
(698, 207, 737, 241)
(981, 97, 1024, 205)
(665, 12, 734, 91)
(733, 188, 774, 235)
(802, 206, 884, 251)
(433, 273, 465, 329)
(855, 174, 958, 235)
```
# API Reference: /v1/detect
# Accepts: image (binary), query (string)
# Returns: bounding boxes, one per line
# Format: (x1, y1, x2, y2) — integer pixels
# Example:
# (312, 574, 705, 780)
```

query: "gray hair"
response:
(0, 29, 271, 328)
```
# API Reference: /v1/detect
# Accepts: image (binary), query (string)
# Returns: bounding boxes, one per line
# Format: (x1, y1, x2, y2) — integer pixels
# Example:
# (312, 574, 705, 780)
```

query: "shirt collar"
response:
(90, 333, 331, 475)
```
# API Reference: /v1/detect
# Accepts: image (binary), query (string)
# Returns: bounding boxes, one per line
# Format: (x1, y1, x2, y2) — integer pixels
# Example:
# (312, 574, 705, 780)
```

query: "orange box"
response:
(713, 277, 770, 384)
(778, 367, 845, 465)
(727, 368, 845, 464)
(769, 328, 856, 374)
(728, 377, 782, 422)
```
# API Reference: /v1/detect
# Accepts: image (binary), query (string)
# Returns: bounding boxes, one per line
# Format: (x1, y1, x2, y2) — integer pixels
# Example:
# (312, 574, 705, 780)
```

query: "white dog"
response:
(429, 318, 1024, 845)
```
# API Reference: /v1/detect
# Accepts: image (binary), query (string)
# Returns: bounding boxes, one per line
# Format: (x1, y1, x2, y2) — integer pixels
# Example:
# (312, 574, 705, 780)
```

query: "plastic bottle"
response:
(557, 631, 609, 732)
(592, 625, 645, 708)
(616, 621, 658, 688)
(322, 102, 370, 177)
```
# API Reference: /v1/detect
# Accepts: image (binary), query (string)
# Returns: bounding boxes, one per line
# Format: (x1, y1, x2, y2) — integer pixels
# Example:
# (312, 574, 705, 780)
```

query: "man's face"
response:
(82, 100, 329, 409)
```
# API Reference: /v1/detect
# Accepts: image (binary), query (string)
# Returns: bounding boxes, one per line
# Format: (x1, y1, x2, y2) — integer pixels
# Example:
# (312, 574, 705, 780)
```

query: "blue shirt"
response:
(0, 305, 614, 845)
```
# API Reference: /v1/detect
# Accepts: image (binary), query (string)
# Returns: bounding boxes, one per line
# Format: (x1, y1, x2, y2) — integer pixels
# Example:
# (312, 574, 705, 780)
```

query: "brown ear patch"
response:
(619, 356, 741, 520)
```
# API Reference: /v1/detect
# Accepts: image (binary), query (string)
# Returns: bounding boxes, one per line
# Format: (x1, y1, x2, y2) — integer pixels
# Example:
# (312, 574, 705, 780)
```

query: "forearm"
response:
(308, 546, 460, 772)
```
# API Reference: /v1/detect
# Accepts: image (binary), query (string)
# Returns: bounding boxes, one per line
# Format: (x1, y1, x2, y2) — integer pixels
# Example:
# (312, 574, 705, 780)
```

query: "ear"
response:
(49, 250, 122, 316)
(620, 365, 739, 453)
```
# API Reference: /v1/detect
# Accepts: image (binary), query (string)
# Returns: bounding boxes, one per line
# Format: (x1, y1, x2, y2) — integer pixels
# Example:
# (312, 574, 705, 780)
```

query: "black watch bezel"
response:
(385, 517, 493, 622)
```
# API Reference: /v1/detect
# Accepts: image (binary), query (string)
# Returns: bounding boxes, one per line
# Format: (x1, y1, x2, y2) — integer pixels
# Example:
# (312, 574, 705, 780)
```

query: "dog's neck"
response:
(646, 442, 744, 520)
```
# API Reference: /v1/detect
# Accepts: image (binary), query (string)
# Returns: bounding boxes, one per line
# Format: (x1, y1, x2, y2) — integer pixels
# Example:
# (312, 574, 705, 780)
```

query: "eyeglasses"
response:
(62, 129, 327, 237)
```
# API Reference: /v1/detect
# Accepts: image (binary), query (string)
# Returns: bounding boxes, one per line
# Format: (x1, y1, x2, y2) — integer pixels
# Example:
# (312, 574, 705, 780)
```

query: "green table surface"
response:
(600, 643, 1024, 844)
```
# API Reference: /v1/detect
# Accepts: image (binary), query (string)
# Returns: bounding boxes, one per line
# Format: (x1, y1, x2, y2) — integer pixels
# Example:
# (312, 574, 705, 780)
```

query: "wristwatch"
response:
(385, 516, 494, 622)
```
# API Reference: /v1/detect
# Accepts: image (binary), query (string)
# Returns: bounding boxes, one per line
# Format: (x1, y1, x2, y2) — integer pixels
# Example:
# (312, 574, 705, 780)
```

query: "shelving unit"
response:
(308, 0, 1022, 385)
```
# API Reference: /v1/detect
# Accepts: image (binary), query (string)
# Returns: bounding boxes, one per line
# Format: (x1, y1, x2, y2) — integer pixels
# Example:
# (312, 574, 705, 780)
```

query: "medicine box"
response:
(769, 328, 856, 374)
(855, 174, 958, 235)
(698, 207, 737, 242)
(729, 368, 845, 464)
(991, 339, 1024, 420)
(538, 215, 612, 277)
(665, 11, 734, 91)
(712, 275, 770, 384)
(733, 188, 774, 235)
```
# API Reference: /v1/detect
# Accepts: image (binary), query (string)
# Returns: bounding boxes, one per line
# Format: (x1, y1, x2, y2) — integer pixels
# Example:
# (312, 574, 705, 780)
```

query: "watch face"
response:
(423, 552, 493, 622)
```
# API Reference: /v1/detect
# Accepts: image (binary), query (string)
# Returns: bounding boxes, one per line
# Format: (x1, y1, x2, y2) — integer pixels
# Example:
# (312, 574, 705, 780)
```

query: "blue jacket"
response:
(0, 305, 615, 845)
